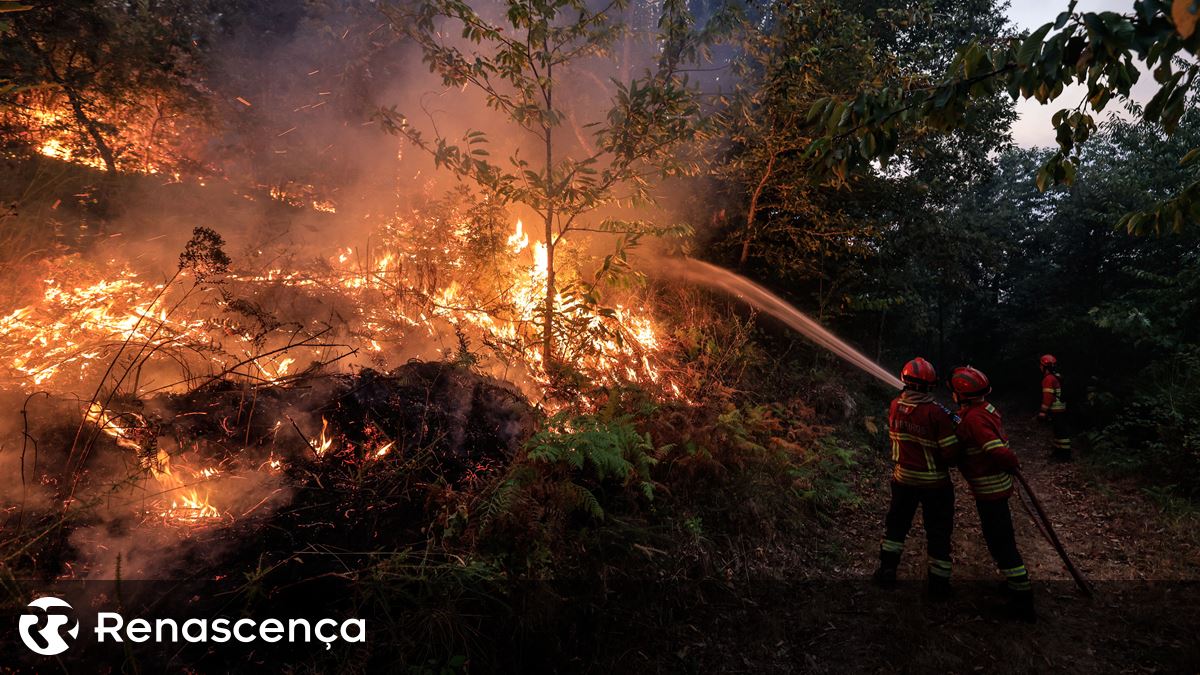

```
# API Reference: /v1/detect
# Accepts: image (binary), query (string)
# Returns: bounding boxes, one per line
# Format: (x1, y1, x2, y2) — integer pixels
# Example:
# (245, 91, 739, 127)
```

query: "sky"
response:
(1005, 0, 1154, 147)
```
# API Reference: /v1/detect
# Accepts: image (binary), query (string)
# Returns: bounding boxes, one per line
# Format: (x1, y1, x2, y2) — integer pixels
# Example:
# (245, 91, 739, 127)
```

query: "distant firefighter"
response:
(1037, 354, 1071, 462)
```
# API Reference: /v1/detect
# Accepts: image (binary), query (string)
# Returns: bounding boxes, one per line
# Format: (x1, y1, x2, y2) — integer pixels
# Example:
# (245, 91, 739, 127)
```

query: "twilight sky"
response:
(1005, 0, 1153, 147)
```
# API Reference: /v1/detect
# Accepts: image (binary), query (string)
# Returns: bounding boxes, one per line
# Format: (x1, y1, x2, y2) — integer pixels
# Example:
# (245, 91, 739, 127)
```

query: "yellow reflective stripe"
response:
(1001, 565, 1027, 577)
(894, 466, 948, 479)
(894, 466, 949, 485)
(982, 439, 1007, 451)
(937, 435, 958, 448)
(1041, 388, 1055, 393)
(968, 474, 1013, 493)
(929, 557, 952, 577)
(889, 432, 939, 448)
(1051, 403, 1066, 411)
(881, 539, 904, 553)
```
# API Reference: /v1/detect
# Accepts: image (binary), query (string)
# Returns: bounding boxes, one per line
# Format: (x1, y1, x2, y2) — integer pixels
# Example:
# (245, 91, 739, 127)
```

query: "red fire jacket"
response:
(955, 400, 1019, 500)
(1041, 373, 1066, 413)
(887, 391, 959, 488)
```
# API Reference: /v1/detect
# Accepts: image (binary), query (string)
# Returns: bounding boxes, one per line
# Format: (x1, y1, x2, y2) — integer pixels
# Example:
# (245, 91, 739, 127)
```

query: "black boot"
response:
(927, 574, 954, 601)
(1005, 588, 1037, 623)
(872, 550, 900, 589)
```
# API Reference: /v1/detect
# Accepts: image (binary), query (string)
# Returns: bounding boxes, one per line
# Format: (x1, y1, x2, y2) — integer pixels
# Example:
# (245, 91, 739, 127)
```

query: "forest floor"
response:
(603, 397, 1200, 674)
(767, 396, 1200, 673)
(836, 397, 1200, 583)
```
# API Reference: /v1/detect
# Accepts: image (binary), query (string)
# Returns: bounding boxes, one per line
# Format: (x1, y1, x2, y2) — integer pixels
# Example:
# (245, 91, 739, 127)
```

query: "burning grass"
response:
(5, 362, 534, 578)
(0, 215, 674, 401)
(0, 183, 690, 579)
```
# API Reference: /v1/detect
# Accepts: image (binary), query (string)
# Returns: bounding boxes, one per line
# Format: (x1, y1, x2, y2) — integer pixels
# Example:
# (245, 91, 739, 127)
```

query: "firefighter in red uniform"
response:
(872, 358, 959, 598)
(1037, 354, 1070, 461)
(950, 366, 1036, 622)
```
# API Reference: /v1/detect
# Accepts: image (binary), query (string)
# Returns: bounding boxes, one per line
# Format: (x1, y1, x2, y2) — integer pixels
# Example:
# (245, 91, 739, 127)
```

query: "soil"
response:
(486, 395, 1200, 673)
(773, 395, 1200, 674)
(835, 397, 1200, 583)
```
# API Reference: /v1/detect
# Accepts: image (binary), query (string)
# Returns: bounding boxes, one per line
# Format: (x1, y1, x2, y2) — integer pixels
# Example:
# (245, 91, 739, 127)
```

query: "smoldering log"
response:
(149, 361, 535, 477)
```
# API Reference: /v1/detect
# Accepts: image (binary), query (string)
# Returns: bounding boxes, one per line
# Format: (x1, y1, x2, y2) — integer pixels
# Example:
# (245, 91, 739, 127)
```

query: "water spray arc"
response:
(662, 259, 1094, 594)
(657, 259, 903, 390)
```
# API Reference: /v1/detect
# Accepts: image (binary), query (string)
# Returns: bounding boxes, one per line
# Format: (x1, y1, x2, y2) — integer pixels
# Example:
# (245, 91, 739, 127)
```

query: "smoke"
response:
(0, 0, 709, 579)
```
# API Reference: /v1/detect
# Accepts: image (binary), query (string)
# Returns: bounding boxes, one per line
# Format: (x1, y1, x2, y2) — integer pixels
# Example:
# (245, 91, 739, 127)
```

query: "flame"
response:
(313, 417, 333, 456)
(85, 402, 144, 451)
(84, 401, 224, 526)
(1, 216, 671, 398)
(38, 138, 107, 170)
(15, 208, 678, 531)
(163, 490, 220, 524)
(507, 219, 530, 253)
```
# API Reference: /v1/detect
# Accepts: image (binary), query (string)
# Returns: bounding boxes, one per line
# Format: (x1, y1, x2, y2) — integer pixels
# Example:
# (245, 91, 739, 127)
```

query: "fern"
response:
(525, 411, 660, 520)
(567, 483, 605, 520)
(477, 465, 536, 532)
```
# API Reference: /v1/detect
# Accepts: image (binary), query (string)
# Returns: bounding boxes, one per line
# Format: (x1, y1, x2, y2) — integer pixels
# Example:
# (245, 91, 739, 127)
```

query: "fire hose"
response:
(1013, 469, 1094, 597)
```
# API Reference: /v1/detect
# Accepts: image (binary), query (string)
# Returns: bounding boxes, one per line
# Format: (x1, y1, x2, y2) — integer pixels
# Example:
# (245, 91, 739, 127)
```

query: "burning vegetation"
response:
(0, 196, 682, 566)
(9, 0, 1200, 671)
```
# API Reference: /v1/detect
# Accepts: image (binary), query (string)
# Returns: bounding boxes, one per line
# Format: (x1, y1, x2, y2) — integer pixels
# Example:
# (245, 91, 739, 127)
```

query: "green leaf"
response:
(1018, 23, 1054, 66)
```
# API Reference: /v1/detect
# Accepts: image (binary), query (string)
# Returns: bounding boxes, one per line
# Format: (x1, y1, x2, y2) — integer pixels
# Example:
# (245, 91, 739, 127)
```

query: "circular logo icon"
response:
(18, 597, 79, 656)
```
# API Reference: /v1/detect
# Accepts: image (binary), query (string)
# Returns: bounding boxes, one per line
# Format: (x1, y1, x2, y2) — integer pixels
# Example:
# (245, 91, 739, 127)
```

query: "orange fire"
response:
(84, 401, 224, 527)
(313, 417, 333, 456)
(12, 206, 677, 531)
(162, 490, 221, 525)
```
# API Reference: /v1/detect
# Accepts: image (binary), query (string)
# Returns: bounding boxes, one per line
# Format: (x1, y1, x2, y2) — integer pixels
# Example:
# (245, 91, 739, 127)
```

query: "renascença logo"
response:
(19, 597, 79, 656)
(16, 596, 366, 655)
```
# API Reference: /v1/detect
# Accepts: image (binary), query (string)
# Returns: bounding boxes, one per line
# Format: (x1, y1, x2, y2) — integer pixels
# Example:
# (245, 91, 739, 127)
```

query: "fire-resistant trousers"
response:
(879, 481, 954, 579)
(976, 497, 1032, 591)
(1051, 411, 1071, 459)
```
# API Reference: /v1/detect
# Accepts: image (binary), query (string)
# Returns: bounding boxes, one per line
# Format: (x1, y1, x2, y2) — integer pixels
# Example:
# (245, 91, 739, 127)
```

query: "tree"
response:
(805, 0, 1200, 234)
(378, 0, 702, 370)
(710, 0, 882, 269)
(0, 0, 217, 173)
(704, 0, 1013, 339)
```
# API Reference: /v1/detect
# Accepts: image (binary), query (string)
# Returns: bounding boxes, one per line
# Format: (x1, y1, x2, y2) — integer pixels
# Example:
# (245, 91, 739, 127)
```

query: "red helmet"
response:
(950, 366, 990, 398)
(1040, 354, 1057, 368)
(901, 357, 937, 385)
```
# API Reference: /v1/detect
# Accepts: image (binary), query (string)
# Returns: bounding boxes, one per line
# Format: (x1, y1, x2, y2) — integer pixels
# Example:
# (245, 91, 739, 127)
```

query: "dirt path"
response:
(615, 397, 1200, 673)
(831, 397, 1200, 584)
(708, 397, 1200, 672)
